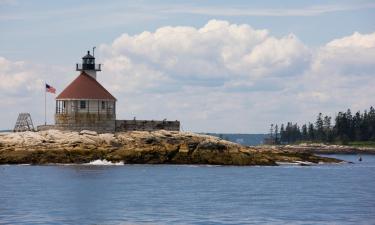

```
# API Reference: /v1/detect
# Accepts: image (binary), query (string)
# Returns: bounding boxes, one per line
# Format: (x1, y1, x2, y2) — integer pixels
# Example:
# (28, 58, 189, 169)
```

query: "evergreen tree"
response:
(292, 123, 301, 142)
(362, 110, 369, 141)
(353, 111, 362, 141)
(274, 124, 279, 144)
(308, 123, 315, 141)
(301, 124, 308, 140)
(315, 113, 324, 141)
(269, 124, 274, 140)
(369, 107, 375, 140)
(288, 123, 293, 143)
(323, 115, 332, 142)
(346, 109, 354, 140)
(280, 124, 285, 143)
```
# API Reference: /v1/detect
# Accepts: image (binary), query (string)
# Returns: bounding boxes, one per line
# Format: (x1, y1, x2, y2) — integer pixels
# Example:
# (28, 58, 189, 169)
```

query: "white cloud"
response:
(0, 56, 72, 128)
(297, 31, 375, 116)
(226, 34, 310, 77)
(0, 57, 41, 95)
(327, 32, 375, 48)
(100, 20, 309, 94)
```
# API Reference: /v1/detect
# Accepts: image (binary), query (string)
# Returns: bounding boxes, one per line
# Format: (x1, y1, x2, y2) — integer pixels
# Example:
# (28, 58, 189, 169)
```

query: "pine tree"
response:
(286, 122, 292, 143)
(308, 123, 315, 141)
(280, 124, 285, 144)
(315, 113, 324, 141)
(301, 124, 308, 141)
(323, 115, 332, 142)
(362, 110, 369, 141)
(346, 109, 354, 140)
(353, 111, 362, 141)
(269, 124, 274, 140)
(369, 107, 375, 140)
(274, 124, 279, 144)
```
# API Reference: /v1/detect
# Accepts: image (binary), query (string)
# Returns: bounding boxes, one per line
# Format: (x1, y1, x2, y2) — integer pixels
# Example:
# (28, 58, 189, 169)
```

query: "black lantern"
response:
(76, 50, 101, 71)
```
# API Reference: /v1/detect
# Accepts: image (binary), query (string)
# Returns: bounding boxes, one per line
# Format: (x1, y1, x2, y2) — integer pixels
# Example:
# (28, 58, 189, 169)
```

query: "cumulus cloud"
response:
(100, 20, 310, 94)
(327, 32, 375, 48)
(1, 20, 374, 132)
(0, 57, 42, 95)
(296, 31, 375, 116)
(312, 32, 375, 76)
(0, 56, 72, 128)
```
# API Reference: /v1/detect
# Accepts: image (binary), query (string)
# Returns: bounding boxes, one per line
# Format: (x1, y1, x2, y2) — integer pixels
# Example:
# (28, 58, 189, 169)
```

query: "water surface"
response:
(0, 155, 375, 224)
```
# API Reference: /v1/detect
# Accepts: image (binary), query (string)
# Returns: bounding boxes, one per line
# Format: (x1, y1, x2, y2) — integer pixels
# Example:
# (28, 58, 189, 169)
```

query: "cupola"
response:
(76, 49, 101, 79)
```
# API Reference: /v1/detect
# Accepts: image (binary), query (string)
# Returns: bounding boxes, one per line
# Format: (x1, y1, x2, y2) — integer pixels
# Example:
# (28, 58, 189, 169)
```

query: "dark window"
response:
(101, 101, 105, 109)
(80, 101, 86, 109)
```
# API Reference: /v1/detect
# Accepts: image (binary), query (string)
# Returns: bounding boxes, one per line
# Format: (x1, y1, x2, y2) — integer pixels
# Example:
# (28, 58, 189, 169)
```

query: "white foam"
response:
(294, 161, 315, 165)
(277, 161, 315, 166)
(276, 162, 300, 165)
(86, 159, 124, 166)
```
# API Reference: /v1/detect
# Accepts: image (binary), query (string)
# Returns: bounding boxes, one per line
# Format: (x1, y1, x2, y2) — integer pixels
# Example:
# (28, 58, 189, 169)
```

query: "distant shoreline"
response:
(260, 143, 375, 155)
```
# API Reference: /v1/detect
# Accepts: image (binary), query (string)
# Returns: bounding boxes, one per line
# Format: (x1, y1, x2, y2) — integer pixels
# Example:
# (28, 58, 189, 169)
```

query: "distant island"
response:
(264, 106, 375, 153)
(203, 133, 266, 146)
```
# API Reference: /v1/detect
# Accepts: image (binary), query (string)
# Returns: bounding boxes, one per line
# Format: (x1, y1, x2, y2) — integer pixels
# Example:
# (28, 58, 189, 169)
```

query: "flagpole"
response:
(44, 82, 46, 125)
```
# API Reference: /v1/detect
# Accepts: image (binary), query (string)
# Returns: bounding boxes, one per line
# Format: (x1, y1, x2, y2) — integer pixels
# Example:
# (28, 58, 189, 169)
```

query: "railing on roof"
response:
(76, 63, 101, 71)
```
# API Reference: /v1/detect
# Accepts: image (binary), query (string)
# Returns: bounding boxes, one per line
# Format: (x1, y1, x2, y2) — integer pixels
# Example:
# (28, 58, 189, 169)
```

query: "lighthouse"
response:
(33, 50, 181, 133)
(55, 51, 117, 133)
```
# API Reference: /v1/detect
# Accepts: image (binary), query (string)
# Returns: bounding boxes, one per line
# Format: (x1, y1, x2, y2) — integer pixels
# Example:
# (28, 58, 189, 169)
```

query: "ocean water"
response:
(0, 155, 375, 225)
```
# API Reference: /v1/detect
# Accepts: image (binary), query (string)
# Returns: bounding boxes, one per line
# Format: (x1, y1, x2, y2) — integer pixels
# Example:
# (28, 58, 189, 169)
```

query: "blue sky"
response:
(0, 0, 374, 132)
(1, 0, 374, 63)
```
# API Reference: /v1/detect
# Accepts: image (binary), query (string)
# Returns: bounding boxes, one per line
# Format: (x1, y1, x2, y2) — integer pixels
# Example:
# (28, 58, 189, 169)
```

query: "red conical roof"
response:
(56, 72, 116, 100)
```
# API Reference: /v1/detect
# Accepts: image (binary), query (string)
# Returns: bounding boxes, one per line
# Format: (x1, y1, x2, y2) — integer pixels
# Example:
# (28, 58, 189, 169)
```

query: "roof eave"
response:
(55, 98, 117, 101)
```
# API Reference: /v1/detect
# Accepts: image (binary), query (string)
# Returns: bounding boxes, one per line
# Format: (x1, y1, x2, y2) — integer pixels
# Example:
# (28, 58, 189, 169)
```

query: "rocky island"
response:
(0, 130, 342, 165)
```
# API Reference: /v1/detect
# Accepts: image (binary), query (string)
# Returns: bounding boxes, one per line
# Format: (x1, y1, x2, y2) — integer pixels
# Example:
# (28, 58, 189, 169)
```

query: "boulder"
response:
(79, 130, 98, 136)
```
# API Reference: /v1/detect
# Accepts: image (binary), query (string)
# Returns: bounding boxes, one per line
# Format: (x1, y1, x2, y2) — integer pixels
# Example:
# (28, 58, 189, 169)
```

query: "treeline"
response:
(268, 106, 375, 144)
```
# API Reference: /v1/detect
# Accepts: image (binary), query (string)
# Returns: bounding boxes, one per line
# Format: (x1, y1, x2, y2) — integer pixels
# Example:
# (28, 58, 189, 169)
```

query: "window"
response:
(80, 101, 86, 109)
(72, 101, 76, 112)
(101, 101, 105, 109)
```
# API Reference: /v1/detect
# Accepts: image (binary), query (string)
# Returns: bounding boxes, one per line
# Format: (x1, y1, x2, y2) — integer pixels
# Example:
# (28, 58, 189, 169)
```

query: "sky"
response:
(0, 0, 374, 133)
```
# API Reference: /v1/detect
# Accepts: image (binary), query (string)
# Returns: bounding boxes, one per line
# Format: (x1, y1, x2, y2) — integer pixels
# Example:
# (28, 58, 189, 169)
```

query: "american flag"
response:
(46, 84, 56, 94)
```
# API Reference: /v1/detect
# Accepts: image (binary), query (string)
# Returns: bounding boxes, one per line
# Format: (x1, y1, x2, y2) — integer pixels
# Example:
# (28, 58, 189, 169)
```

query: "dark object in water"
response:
(359, 156, 362, 162)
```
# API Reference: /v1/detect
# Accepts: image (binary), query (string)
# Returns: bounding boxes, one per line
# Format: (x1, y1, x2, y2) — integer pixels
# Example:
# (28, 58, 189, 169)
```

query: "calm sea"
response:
(0, 155, 375, 225)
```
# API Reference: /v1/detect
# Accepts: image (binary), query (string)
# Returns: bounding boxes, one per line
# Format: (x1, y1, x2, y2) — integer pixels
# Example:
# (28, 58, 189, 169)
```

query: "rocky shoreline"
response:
(0, 130, 342, 165)
(260, 143, 375, 155)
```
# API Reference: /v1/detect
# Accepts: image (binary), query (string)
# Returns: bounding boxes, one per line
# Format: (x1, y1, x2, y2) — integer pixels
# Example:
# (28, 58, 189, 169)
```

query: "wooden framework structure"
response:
(14, 113, 35, 132)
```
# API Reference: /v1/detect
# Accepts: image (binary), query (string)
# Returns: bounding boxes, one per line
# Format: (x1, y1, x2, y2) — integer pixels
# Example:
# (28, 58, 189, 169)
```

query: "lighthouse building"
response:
(55, 51, 117, 132)
(36, 50, 180, 133)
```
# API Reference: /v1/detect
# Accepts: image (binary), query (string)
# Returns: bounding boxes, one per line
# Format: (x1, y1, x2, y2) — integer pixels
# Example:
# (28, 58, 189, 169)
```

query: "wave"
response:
(276, 161, 315, 166)
(86, 159, 124, 166)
